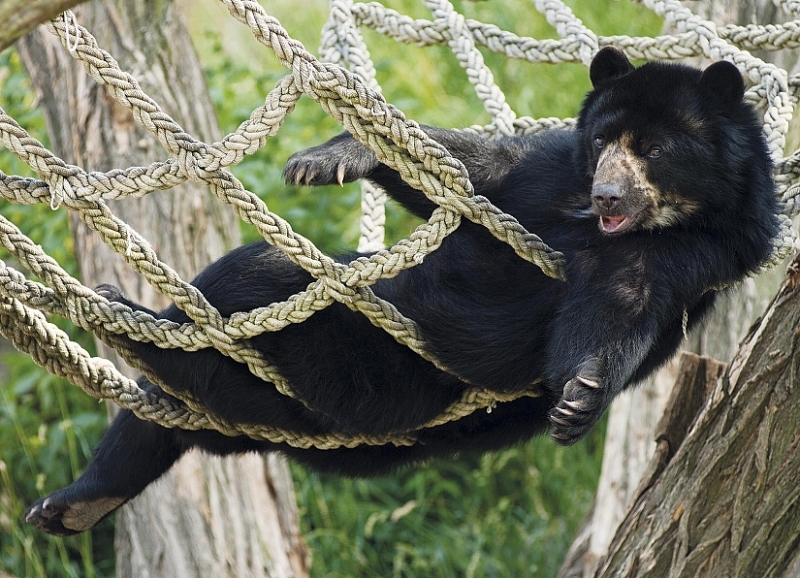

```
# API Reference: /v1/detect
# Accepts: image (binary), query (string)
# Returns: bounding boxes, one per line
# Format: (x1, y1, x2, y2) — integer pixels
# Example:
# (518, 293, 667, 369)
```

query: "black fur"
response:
(26, 48, 778, 535)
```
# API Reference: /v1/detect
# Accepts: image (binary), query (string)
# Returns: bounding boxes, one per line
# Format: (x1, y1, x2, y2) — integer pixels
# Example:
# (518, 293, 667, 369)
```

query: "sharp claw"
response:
(550, 414, 571, 427)
(576, 375, 602, 389)
(294, 165, 306, 185)
(561, 399, 583, 413)
(306, 167, 318, 184)
(336, 163, 346, 186)
(550, 431, 573, 443)
(554, 405, 575, 417)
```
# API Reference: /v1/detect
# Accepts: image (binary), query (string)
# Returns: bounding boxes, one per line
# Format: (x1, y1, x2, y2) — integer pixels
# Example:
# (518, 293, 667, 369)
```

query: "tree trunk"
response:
(596, 259, 800, 577)
(16, 2, 309, 576)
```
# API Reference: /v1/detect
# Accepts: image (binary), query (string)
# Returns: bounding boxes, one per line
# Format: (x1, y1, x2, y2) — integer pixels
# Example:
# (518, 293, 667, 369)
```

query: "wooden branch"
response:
(595, 258, 800, 577)
(0, 0, 88, 52)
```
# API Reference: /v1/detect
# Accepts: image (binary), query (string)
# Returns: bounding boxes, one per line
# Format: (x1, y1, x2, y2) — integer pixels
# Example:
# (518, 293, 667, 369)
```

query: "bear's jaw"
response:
(599, 214, 635, 234)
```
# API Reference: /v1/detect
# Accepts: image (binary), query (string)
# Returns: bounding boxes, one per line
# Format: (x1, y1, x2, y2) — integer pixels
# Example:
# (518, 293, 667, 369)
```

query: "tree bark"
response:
(0, 0, 88, 52)
(16, 2, 309, 576)
(596, 259, 800, 577)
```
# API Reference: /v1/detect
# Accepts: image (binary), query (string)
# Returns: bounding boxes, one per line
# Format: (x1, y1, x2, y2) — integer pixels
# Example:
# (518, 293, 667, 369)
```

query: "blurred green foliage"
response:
(0, 1, 662, 577)
(292, 430, 605, 577)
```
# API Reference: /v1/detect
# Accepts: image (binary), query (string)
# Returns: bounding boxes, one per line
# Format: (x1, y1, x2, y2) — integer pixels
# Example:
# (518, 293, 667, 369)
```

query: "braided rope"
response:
(426, 0, 517, 135)
(2, 1, 799, 448)
(321, 0, 387, 253)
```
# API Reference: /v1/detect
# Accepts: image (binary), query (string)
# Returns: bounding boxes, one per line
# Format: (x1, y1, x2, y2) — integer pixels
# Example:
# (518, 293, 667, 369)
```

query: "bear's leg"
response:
(283, 127, 526, 219)
(25, 407, 183, 536)
(94, 283, 231, 399)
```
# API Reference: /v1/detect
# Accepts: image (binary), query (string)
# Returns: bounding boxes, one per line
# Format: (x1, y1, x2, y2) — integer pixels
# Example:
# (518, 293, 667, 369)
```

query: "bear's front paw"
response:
(95, 284, 141, 311)
(94, 283, 125, 302)
(549, 375, 607, 445)
(283, 136, 378, 187)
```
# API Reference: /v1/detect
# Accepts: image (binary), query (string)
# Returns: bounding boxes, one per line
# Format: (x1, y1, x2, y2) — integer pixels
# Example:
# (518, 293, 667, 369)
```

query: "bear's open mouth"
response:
(599, 214, 634, 234)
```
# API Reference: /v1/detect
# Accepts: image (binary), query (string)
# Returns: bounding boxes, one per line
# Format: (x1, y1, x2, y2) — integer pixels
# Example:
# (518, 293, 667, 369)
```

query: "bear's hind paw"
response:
(25, 491, 125, 536)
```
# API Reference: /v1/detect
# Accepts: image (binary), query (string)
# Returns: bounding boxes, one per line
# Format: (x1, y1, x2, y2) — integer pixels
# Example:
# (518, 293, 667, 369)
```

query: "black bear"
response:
(26, 47, 778, 535)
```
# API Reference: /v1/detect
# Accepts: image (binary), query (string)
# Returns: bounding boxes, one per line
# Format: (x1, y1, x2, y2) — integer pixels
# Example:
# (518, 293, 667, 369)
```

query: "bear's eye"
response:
(647, 146, 663, 159)
(593, 135, 606, 149)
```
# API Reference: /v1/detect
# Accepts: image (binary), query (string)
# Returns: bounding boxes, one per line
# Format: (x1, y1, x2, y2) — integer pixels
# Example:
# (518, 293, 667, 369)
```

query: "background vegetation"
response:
(0, 1, 661, 576)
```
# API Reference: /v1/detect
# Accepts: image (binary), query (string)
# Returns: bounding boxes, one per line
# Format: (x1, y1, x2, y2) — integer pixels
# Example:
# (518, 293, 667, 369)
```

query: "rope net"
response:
(0, 0, 799, 449)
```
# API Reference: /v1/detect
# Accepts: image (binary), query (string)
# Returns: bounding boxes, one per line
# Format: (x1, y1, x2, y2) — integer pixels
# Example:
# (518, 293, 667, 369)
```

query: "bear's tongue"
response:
(600, 215, 628, 233)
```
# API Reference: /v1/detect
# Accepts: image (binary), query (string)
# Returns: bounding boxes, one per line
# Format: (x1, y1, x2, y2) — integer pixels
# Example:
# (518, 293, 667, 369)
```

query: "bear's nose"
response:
(592, 183, 624, 211)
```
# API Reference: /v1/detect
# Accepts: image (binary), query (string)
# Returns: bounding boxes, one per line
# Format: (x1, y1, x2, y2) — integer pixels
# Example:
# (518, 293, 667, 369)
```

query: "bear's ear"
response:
(589, 47, 634, 88)
(699, 60, 745, 109)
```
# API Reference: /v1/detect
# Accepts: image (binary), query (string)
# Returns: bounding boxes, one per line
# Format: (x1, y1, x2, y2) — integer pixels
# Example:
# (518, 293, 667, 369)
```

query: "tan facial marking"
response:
(649, 191, 701, 229)
(594, 132, 699, 231)
(594, 133, 654, 200)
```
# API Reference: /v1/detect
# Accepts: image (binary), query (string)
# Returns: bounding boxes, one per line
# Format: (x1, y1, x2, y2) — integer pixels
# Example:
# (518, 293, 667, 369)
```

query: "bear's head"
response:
(576, 47, 770, 237)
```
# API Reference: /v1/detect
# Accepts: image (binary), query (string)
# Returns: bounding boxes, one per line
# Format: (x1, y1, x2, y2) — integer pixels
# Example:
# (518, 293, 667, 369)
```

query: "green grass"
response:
(292, 422, 606, 578)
